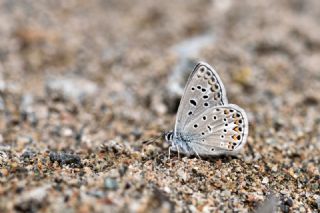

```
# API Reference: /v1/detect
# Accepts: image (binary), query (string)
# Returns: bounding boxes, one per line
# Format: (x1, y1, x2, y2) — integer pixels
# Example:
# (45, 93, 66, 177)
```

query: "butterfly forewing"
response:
(174, 62, 228, 134)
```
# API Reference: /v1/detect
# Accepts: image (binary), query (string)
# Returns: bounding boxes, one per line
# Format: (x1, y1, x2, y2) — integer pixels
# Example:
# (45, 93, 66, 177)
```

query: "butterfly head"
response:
(164, 131, 174, 143)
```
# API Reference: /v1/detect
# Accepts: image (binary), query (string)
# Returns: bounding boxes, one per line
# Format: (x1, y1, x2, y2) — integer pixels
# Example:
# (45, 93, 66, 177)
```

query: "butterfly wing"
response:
(174, 62, 228, 134)
(184, 104, 249, 155)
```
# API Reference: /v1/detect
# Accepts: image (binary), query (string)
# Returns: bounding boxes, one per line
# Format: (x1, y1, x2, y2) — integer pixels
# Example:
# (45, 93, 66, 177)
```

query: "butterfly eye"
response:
(203, 95, 209, 99)
(202, 116, 207, 120)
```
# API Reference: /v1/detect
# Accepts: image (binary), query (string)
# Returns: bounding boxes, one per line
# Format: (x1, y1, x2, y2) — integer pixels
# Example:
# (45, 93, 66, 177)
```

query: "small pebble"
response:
(316, 197, 320, 209)
(280, 204, 290, 213)
(49, 152, 81, 167)
(177, 169, 187, 182)
(104, 178, 118, 191)
(262, 177, 269, 184)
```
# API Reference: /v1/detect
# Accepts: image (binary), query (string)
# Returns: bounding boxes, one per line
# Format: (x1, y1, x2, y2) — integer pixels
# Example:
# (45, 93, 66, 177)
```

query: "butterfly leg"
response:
(169, 141, 181, 159)
(176, 145, 180, 159)
(194, 149, 202, 160)
(188, 144, 201, 160)
(168, 141, 176, 159)
(171, 142, 181, 159)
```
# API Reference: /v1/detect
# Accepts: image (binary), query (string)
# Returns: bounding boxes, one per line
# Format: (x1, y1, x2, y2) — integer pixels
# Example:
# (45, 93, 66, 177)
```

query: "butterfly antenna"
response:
(141, 132, 165, 145)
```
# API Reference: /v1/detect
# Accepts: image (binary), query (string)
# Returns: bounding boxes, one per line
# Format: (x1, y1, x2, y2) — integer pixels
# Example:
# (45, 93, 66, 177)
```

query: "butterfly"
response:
(165, 62, 249, 157)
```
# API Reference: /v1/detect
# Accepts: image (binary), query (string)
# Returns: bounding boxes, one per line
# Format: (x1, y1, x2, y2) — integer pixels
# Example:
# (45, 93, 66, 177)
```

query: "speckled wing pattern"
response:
(174, 62, 248, 155)
(174, 62, 228, 133)
(183, 104, 248, 155)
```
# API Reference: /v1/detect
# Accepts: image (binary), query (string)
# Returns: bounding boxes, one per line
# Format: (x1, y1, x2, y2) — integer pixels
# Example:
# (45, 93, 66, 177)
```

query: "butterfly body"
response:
(166, 62, 249, 157)
(165, 131, 195, 155)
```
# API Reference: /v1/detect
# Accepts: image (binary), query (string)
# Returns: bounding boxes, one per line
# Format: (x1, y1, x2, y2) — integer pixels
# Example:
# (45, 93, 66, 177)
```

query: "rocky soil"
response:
(0, 0, 319, 212)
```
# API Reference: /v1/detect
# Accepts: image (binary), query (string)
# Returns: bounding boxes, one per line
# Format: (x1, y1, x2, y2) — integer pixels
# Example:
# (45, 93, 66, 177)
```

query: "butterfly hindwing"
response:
(183, 104, 249, 155)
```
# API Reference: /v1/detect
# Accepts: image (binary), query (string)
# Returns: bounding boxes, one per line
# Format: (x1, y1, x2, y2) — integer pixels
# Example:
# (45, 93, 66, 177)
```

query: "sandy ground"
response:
(0, 0, 319, 212)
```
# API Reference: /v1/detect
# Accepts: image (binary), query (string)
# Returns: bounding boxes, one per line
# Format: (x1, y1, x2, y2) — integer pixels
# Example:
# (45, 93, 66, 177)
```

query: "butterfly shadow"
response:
(202, 154, 240, 163)
(164, 149, 239, 164)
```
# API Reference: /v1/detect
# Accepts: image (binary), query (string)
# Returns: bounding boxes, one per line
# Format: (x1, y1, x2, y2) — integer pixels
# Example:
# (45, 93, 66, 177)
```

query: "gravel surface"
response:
(0, 0, 319, 212)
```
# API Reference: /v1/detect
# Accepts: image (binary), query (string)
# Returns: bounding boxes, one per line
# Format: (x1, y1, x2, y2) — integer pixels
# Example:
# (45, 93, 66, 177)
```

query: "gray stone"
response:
(104, 177, 118, 191)
(46, 76, 98, 102)
(49, 152, 81, 167)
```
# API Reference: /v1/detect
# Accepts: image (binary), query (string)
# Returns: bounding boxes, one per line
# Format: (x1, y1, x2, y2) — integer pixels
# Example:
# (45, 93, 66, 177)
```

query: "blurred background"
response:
(0, 0, 319, 212)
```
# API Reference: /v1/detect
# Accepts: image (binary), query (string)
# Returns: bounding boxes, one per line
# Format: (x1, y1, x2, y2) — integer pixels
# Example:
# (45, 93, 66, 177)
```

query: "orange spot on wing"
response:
(232, 135, 238, 141)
